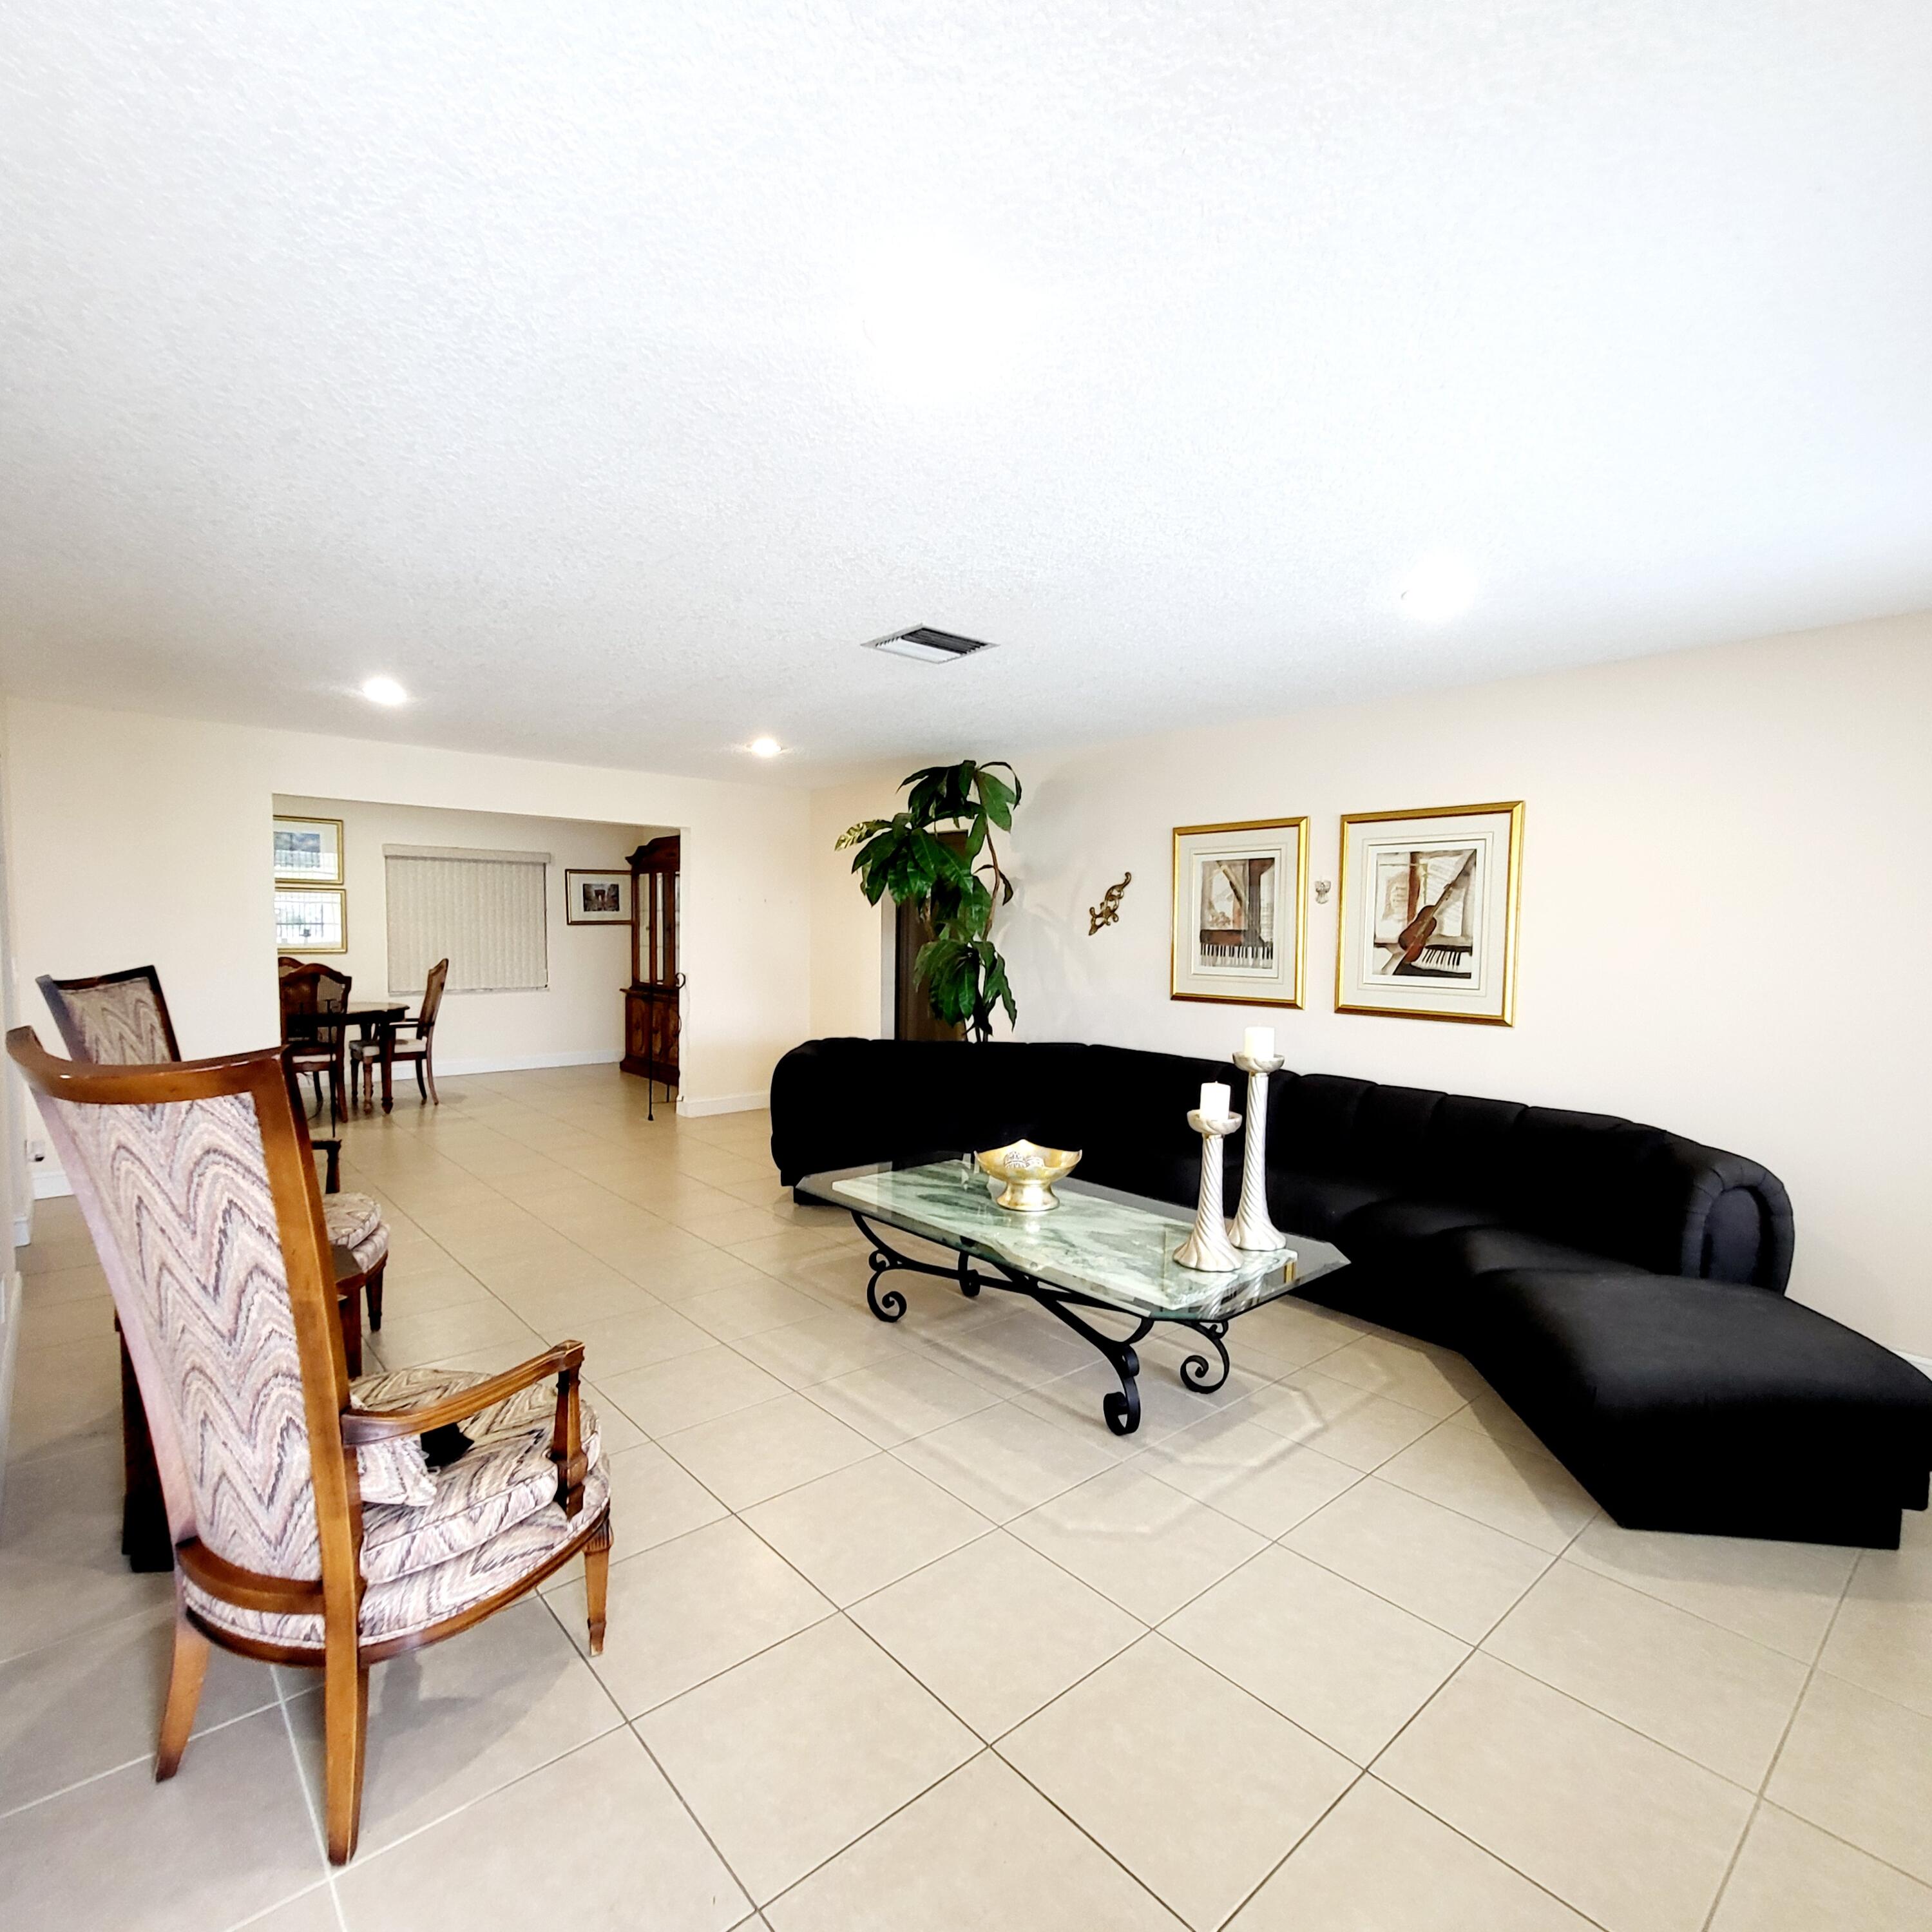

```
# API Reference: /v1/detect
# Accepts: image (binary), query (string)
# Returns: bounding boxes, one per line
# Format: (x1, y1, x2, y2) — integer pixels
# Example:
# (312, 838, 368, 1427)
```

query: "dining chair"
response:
(8, 1026, 612, 1863)
(40, 962, 392, 1346)
(354, 957, 447, 1110)
(281, 961, 352, 1126)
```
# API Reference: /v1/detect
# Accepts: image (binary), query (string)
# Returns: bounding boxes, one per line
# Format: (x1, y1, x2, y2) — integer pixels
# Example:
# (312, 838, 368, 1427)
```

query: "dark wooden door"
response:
(894, 833, 966, 1042)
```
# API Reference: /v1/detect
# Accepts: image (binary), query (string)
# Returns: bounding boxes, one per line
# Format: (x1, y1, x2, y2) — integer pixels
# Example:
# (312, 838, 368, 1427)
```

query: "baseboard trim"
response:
(0, 1270, 23, 1513)
(31, 1164, 72, 1201)
(435, 1049, 623, 1076)
(676, 1091, 768, 1118)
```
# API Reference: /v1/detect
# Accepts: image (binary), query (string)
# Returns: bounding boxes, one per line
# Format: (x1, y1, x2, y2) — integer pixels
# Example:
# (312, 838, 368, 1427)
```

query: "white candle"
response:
(1200, 1081, 1231, 1120)
(1242, 1026, 1275, 1061)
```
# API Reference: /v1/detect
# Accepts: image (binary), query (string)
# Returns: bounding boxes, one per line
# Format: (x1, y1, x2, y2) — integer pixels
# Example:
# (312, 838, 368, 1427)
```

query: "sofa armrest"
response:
(1661, 1143, 1795, 1290)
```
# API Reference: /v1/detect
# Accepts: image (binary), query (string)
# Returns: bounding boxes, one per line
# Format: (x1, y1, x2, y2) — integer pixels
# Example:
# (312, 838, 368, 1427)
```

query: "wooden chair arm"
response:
(340, 1343, 586, 1444)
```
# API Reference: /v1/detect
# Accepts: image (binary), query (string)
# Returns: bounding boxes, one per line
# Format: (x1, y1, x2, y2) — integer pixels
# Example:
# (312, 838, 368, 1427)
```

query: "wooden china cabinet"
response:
(622, 835, 682, 1086)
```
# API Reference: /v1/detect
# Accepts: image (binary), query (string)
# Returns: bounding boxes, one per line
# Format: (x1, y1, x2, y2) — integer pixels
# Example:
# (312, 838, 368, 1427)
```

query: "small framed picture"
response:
(273, 815, 345, 886)
(1335, 801, 1524, 1025)
(565, 869, 632, 926)
(1171, 818, 1308, 1008)
(274, 887, 347, 955)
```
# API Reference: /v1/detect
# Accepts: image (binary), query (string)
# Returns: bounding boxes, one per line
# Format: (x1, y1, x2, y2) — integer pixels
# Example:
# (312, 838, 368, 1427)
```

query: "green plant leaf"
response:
(975, 768, 1015, 829)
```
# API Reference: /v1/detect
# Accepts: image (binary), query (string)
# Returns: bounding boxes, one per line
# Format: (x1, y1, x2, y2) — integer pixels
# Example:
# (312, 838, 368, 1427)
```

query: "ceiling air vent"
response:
(863, 626, 999, 665)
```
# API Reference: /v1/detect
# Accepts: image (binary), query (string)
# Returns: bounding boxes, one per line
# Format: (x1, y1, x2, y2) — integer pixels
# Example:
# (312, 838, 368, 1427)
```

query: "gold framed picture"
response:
(1335, 801, 1523, 1024)
(1171, 818, 1308, 1008)
(274, 887, 348, 955)
(273, 814, 345, 886)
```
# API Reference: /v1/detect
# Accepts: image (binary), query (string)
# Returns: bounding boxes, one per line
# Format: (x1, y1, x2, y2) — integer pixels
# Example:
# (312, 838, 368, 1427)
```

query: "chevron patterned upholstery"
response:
(323, 1191, 390, 1276)
(347, 1365, 604, 1582)
(55, 977, 175, 1064)
(47, 1088, 323, 1580)
(187, 1462, 612, 1649)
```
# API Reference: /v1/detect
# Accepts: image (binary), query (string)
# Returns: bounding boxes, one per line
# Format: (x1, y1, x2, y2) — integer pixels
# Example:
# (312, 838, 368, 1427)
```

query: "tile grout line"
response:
(270, 1650, 348, 1929)
(1689, 1534, 1932, 1922)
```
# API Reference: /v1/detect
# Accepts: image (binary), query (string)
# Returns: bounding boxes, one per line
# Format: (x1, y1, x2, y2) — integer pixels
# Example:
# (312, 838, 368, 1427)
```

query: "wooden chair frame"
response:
(354, 957, 446, 1111)
(7, 1028, 612, 1864)
(37, 962, 185, 1060)
(280, 961, 353, 1127)
(39, 965, 361, 1565)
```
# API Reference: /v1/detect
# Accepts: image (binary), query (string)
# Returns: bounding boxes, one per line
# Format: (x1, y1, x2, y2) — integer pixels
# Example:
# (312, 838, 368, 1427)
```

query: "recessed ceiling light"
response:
(1399, 552, 1477, 624)
(863, 626, 999, 665)
(749, 736, 782, 758)
(361, 675, 409, 705)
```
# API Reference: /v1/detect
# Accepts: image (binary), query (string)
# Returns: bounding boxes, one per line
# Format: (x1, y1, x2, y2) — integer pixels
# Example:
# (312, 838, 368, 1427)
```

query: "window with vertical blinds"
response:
(383, 845, 550, 995)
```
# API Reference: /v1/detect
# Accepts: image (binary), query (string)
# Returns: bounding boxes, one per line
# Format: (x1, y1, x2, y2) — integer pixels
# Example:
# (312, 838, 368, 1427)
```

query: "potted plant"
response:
(837, 760, 1022, 1042)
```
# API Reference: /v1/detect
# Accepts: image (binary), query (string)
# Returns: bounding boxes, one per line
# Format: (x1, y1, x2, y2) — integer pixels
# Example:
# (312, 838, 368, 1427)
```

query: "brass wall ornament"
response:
(1087, 872, 1131, 935)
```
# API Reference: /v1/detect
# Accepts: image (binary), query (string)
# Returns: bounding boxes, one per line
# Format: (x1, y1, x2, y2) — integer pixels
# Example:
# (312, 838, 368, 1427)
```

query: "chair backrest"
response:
(38, 966, 181, 1066)
(6, 1028, 353, 1592)
(417, 959, 450, 1033)
(278, 956, 306, 977)
(280, 963, 352, 1039)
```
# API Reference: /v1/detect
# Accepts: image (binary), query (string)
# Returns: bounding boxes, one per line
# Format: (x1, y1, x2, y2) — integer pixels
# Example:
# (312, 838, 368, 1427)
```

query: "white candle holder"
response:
(1174, 1107, 1243, 1271)
(1229, 1049, 1286, 1250)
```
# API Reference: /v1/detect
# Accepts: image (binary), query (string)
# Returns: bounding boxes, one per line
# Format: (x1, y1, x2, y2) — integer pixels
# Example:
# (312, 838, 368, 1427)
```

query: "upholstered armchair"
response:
(39, 965, 393, 1344)
(8, 1027, 613, 1864)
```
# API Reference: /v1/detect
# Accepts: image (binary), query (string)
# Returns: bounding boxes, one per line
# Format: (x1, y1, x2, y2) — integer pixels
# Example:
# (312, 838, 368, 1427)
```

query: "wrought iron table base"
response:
(853, 1214, 1233, 1437)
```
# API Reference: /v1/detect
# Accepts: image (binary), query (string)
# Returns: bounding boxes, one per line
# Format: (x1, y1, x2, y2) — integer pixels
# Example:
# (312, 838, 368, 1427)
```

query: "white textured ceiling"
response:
(4, 1, 1929, 785)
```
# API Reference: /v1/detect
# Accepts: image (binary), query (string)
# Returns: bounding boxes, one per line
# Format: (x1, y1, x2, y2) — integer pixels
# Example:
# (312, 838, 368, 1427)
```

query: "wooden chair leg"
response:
(365, 1258, 385, 1332)
(414, 1055, 427, 1101)
(336, 1277, 363, 1377)
(584, 1513, 613, 1657)
(423, 1049, 439, 1107)
(155, 1616, 211, 1780)
(323, 1646, 370, 1866)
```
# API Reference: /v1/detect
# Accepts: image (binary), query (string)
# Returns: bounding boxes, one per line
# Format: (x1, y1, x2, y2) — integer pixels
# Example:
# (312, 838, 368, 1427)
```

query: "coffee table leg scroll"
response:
(1178, 1320, 1232, 1393)
(1027, 1294, 1155, 1437)
(854, 1214, 980, 1325)
(850, 1214, 1159, 1437)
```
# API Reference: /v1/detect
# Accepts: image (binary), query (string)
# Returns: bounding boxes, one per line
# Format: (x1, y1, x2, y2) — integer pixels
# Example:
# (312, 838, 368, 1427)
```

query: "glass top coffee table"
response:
(796, 1157, 1347, 1436)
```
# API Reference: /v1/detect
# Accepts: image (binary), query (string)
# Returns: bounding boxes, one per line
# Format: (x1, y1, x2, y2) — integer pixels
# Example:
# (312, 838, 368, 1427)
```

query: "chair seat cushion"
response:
(185, 1364, 609, 1650)
(186, 1462, 611, 1651)
(323, 1192, 389, 1277)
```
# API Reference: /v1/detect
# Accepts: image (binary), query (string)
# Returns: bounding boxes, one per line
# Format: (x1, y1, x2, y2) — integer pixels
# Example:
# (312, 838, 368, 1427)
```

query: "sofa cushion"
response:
(1422, 1224, 1628, 1283)
(1335, 1197, 1509, 1265)
(1267, 1171, 1400, 1241)
(1467, 1271, 1932, 1544)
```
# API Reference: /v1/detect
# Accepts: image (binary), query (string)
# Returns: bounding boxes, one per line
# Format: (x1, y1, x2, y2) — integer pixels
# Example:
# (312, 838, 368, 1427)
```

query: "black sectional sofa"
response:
(771, 1037, 1932, 1547)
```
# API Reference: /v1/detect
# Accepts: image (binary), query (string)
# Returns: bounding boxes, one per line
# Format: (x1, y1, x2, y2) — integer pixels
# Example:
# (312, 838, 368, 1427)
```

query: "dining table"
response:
(286, 1000, 410, 1114)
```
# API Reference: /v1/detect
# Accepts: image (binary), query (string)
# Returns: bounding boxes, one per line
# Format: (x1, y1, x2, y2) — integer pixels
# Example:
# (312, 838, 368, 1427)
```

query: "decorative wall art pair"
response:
(273, 814, 347, 953)
(1170, 803, 1524, 1024)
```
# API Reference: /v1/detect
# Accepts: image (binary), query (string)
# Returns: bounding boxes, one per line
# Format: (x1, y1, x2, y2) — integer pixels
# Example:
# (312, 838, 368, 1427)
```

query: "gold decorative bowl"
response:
(977, 1138, 1083, 1212)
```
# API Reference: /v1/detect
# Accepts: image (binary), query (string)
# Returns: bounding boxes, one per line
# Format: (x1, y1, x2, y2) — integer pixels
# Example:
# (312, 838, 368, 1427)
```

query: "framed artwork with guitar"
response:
(1335, 802, 1522, 1024)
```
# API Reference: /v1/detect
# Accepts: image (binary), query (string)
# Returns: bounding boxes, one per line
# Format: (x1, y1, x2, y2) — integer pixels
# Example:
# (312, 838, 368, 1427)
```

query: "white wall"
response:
(6, 700, 811, 1112)
(276, 794, 658, 1075)
(808, 775, 897, 1041)
(808, 615, 1932, 1356)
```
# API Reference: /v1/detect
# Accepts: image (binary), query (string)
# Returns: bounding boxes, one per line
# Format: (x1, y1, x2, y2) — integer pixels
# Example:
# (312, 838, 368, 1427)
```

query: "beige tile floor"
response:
(3, 1065, 1931, 1931)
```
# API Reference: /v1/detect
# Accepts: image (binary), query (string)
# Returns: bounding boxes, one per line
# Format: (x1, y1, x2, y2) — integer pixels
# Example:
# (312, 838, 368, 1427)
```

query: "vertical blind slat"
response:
(386, 856, 548, 995)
